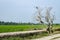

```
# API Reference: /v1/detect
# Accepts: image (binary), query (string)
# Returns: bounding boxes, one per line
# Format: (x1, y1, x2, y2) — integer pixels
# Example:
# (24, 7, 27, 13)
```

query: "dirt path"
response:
(53, 38, 60, 40)
(0, 29, 46, 37)
(32, 34, 60, 40)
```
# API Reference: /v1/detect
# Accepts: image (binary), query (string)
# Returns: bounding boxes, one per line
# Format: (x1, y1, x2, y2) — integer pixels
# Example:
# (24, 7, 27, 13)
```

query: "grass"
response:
(0, 24, 46, 33)
(53, 24, 60, 29)
(0, 24, 60, 40)
(0, 24, 60, 33)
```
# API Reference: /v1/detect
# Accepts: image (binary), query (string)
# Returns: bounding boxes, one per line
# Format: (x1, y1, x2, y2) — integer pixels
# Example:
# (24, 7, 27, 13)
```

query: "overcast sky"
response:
(0, 0, 60, 23)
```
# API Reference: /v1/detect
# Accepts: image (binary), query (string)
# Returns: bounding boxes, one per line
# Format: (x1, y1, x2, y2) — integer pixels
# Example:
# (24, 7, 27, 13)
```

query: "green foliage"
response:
(0, 24, 60, 33)
(0, 25, 46, 33)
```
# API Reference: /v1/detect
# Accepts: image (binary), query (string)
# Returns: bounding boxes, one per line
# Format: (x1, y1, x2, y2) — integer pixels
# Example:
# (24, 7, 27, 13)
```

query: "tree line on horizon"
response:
(0, 21, 38, 25)
(0, 21, 60, 25)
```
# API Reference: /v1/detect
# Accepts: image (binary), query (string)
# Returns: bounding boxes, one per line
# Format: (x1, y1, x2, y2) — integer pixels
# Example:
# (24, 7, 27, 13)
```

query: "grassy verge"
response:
(0, 32, 48, 40)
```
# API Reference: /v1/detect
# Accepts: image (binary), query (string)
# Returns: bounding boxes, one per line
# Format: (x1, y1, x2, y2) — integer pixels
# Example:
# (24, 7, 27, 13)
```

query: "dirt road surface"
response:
(32, 34, 60, 40)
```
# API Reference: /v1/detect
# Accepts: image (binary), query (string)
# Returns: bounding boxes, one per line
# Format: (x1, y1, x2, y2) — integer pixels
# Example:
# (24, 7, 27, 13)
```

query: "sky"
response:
(0, 0, 60, 23)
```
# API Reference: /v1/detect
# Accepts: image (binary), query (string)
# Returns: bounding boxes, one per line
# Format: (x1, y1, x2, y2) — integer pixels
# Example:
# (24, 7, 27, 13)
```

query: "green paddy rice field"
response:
(0, 24, 60, 33)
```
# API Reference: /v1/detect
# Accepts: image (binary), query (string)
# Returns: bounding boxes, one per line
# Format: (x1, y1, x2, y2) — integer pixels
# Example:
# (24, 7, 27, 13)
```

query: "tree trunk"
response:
(47, 23, 52, 34)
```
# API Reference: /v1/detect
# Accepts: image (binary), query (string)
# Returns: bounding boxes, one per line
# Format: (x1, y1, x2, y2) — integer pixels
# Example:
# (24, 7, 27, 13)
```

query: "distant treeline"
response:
(0, 21, 37, 25)
(0, 21, 18, 25)
(0, 21, 60, 25)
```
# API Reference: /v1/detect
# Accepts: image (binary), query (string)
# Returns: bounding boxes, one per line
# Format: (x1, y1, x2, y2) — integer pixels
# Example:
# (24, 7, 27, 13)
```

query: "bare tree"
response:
(45, 7, 54, 34)
(35, 6, 44, 24)
(35, 7, 54, 34)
